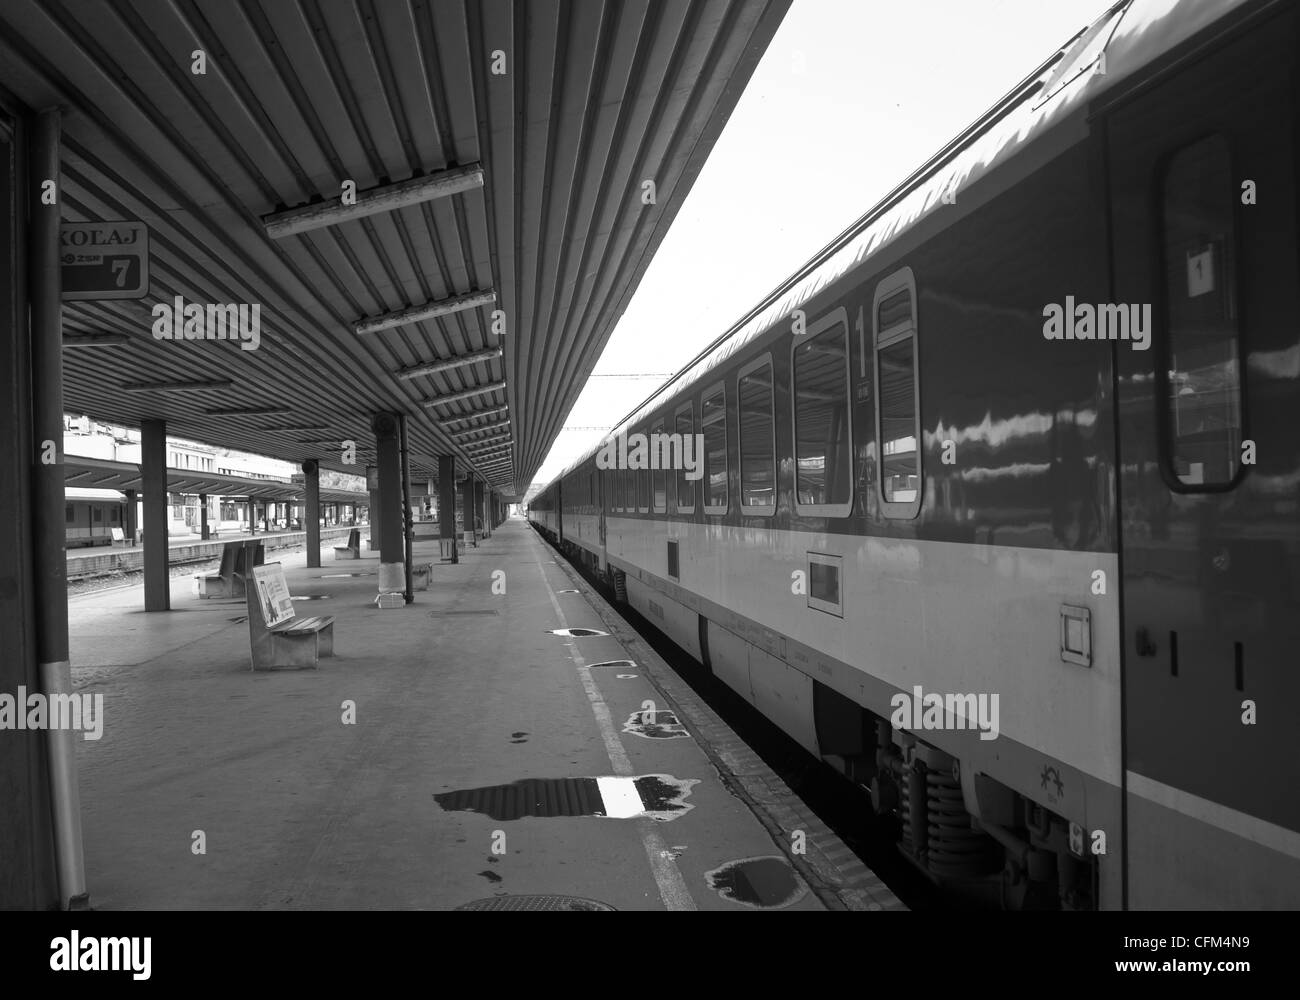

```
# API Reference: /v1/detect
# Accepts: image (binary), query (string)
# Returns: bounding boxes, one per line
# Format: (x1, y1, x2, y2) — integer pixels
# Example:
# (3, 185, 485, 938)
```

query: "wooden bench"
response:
(196, 539, 263, 599)
(334, 527, 361, 560)
(246, 562, 334, 670)
(412, 562, 432, 591)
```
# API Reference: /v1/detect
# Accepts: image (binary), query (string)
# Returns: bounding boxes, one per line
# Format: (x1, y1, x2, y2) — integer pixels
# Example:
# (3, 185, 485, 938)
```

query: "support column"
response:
(141, 419, 169, 612)
(304, 459, 320, 568)
(399, 413, 414, 604)
(26, 108, 86, 910)
(125, 488, 138, 543)
(372, 413, 404, 592)
(199, 492, 208, 540)
(367, 466, 380, 551)
(439, 456, 457, 564)
(474, 478, 486, 538)
(461, 470, 475, 546)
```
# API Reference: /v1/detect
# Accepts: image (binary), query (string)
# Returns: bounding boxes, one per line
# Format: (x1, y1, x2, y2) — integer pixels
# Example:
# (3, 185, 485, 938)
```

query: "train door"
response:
(1106, 6, 1300, 907)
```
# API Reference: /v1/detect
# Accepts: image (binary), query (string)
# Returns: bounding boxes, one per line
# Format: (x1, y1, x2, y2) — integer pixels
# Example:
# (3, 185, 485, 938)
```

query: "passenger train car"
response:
(65, 488, 126, 548)
(531, 0, 1300, 909)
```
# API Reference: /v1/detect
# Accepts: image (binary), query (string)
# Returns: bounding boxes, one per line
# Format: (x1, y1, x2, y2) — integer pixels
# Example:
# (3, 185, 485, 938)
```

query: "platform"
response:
(67, 519, 898, 911)
(66, 525, 360, 579)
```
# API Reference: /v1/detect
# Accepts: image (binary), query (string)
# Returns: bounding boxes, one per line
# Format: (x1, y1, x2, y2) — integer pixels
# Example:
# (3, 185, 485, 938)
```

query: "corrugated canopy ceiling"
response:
(0, 0, 789, 499)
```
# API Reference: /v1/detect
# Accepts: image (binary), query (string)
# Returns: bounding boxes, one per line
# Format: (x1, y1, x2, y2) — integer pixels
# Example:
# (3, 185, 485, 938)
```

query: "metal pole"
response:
(30, 108, 87, 909)
(399, 413, 414, 604)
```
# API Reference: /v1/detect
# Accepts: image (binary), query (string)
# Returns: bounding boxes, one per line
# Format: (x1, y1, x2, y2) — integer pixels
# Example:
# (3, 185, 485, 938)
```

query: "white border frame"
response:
(737, 353, 776, 516)
(791, 307, 854, 519)
(873, 266, 922, 520)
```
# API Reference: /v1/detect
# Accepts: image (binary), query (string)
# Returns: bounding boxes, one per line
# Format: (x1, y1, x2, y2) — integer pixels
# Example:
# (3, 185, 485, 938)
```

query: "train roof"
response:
(66, 487, 128, 502)
(547, 0, 1259, 488)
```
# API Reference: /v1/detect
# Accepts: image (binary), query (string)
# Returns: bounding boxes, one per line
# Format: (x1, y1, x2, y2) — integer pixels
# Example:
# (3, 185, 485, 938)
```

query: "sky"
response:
(524, 0, 1112, 499)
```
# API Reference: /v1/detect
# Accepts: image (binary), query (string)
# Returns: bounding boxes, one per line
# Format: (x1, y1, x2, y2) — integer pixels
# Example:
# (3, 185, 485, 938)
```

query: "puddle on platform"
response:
(477, 869, 503, 883)
(547, 627, 608, 638)
(556, 589, 580, 594)
(291, 595, 330, 601)
(434, 774, 697, 822)
(616, 674, 638, 679)
(510, 731, 529, 744)
(588, 659, 635, 669)
(705, 857, 807, 909)
(622, 709, 688, 740)
(319, 573, 375, 578)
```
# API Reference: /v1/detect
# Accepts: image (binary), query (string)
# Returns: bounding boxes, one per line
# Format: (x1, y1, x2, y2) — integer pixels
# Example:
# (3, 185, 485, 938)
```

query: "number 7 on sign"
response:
(111, 259, 130, 287)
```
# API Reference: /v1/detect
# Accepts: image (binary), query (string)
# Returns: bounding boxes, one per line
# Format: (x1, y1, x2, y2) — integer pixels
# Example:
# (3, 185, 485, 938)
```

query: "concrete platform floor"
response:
(67, 518, 858, 910)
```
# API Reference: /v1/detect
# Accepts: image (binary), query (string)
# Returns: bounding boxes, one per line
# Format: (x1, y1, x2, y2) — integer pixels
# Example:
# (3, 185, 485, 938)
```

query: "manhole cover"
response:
(430, 610, 500, 617)
(547, 628, 608, 637)
(455, 894, 615, 911)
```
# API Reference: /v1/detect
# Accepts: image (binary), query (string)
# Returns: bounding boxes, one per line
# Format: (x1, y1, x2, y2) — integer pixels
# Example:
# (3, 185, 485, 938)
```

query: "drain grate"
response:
(430, 609, 500, 617)
(455, 894, 615, 911)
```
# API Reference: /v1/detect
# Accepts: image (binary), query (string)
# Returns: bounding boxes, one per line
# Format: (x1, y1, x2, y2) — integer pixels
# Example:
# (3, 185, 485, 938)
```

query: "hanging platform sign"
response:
(60, 221, 149, 300)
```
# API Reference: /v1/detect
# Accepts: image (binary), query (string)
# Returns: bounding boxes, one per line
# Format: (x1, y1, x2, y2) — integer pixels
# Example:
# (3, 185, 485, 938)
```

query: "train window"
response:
(675, 402, 695, 514)
(1161, 134, 1242, 489)
(874, 267, 922, 518)
(638, 430, 650, 513)
(92, 505, 103, 523)
(702, 384, 728, 513)
(65, 503, 74, 524)
(738, 356, 776, 513)
(652, 419, 667, 512)
(793, 309, 853, 515)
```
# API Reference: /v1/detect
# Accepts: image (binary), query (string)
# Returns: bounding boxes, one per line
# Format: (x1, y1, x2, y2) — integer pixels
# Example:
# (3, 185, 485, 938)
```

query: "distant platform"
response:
(66, 526, 361, 579)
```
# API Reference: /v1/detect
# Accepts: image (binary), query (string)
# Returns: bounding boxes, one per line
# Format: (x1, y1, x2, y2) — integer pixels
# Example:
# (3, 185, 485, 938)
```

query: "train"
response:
(65, 488, 126, 548)
(529, 0, 1300, 910)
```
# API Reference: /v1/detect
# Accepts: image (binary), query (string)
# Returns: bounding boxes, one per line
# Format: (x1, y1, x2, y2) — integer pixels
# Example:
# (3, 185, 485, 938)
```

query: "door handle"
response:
(1135, 627, 1158, 657)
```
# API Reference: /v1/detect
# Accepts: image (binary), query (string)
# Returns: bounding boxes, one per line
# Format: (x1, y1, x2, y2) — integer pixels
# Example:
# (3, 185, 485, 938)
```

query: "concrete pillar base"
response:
(378, 562, 406, 592)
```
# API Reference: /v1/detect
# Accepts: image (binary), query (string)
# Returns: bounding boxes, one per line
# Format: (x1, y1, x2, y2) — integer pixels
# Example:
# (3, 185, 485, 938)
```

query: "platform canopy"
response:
(0, 0, 789, 499)
(64, 457, 367, 505)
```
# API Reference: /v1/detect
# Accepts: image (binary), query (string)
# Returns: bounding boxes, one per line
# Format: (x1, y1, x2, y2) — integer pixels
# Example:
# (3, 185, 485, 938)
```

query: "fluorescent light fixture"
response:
(449, 419, 511, 437)
(440, 405, 509, 427)
(356, 293, 495, 336)
(422, 381, 506, 408)
(264, 164, 484, 240)
(63, 332, 131, 348)
(396, 345, 501, 378)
